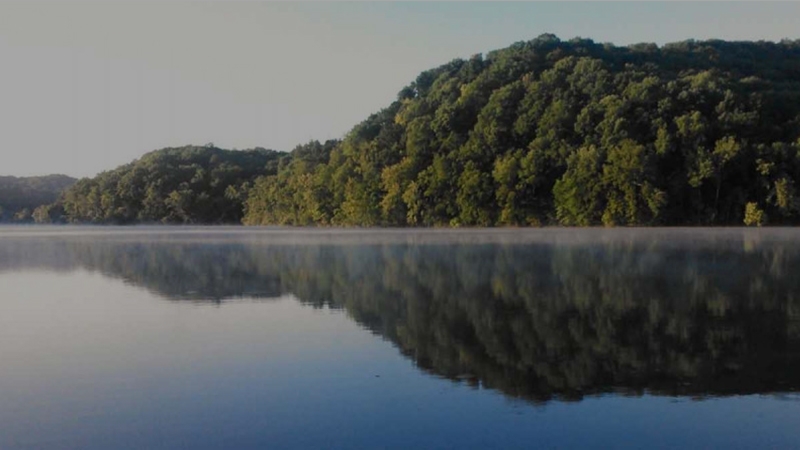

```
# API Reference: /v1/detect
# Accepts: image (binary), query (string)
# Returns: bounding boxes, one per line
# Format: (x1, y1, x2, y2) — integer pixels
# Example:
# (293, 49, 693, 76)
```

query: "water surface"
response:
(2, 227, 800, 449)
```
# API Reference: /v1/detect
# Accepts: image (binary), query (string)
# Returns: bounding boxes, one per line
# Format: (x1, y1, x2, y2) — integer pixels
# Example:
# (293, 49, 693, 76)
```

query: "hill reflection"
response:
(2, 229, 799, 403)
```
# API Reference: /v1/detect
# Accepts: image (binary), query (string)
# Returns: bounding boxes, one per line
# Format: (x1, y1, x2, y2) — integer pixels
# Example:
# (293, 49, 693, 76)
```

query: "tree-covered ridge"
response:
(57, 145, 284, 224)
(0, 174, 76, 222)
(244, 35, 800, 226)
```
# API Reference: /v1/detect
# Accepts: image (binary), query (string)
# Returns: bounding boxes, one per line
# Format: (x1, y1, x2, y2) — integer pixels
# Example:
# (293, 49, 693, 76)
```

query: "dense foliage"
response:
(0, 175, 76, 222)
(3, 231, 799, 402)
(56, 145, 283, 224)
(244, 35, 800, 226)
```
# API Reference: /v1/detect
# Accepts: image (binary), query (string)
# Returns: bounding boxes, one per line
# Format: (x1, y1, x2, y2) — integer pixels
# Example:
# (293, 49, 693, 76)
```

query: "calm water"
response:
(2, 227, 800, 449)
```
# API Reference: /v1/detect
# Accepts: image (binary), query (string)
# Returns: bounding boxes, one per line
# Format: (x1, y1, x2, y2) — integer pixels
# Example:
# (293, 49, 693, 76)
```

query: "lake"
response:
(1, 227, 799, 449)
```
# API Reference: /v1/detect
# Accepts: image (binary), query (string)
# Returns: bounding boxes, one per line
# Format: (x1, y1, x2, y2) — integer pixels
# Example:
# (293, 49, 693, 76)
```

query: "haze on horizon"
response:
(1, 1, 798, 178)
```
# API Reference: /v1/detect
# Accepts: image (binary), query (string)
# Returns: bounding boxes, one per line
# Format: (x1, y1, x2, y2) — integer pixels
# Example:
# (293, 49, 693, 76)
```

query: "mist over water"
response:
(2, 227, 800, 449)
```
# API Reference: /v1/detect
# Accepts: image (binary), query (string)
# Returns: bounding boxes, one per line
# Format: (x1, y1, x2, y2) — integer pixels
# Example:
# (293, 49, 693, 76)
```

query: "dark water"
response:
(2, 227, 800, 449)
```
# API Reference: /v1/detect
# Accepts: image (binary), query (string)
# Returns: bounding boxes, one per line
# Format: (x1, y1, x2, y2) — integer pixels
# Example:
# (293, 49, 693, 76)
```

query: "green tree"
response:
(601, 139, 666, 225)
(553, 146, 604, 225)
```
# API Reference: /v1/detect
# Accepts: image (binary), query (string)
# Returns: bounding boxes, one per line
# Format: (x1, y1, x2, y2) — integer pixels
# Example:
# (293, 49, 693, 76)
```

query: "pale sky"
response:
(1, 1, 798, 178)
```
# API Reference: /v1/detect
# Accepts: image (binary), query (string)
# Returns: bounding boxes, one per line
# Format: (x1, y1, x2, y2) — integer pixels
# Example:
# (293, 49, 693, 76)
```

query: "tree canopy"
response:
(57, 145, 283, 224)
(243, 35, 800, 226)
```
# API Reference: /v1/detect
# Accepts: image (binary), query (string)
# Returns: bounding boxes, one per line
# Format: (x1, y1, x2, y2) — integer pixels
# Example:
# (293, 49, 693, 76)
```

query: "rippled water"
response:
(2, 227, 800, 449)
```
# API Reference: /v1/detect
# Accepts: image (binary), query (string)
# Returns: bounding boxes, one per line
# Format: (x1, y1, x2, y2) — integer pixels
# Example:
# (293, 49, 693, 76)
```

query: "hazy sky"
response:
(1, 2, 799, 178)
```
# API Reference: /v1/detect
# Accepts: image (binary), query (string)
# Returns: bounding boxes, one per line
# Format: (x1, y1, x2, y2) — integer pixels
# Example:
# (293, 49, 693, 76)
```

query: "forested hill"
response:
(13, 35, 800, 226)
(244, 35, 800, 226)
(0, 175, 76, 222)
(53, 146, 283, 224)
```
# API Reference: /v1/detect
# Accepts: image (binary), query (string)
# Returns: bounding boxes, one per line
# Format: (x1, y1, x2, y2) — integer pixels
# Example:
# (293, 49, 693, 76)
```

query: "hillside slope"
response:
(244, 35, 800, 226)
(0, 175, 76, 222)
(58, 145, 283, 224)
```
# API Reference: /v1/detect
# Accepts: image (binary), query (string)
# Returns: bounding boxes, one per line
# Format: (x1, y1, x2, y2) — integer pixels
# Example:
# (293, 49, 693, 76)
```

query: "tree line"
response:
(14, 34, 800, 226)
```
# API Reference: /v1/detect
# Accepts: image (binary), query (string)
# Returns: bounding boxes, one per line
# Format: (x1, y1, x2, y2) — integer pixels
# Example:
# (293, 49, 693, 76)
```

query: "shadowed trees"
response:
(0, 175, 75, 222)
(57, 145, 283, 224)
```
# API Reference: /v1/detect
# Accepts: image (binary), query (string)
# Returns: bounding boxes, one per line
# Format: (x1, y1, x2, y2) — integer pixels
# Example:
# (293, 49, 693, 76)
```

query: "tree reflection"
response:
(2, 232, 799, 403)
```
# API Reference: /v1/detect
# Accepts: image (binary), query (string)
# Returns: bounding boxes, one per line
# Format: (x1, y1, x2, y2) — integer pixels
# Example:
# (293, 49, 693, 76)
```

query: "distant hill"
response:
(0, 174, 76, 222)
(57, 145, 284, 224)
(243, 35, 800, 226)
